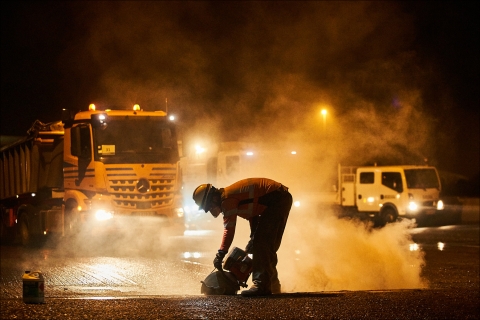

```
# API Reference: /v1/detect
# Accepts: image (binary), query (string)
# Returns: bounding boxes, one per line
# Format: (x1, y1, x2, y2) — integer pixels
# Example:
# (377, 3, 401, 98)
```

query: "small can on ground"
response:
(22, 270, 45, 304)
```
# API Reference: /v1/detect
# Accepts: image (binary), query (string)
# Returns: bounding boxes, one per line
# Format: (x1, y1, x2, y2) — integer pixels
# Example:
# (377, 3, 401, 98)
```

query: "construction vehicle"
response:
(335, 164, 444, 226)
(181, 141, 325, 229)
(0, 104, 184, 245)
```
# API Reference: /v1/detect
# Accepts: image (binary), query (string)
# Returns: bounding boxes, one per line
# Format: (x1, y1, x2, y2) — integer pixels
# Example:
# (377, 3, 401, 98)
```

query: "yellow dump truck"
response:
(0, 104, 184, 245)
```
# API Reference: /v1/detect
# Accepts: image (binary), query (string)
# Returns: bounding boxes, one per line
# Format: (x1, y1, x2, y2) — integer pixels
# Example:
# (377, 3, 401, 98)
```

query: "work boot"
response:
(271, 279, 281, 294)
(241, 281, 272, 297)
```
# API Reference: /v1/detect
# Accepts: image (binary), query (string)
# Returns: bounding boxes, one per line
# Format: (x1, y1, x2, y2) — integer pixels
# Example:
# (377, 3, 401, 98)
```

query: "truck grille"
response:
(105, 166, 177, 211)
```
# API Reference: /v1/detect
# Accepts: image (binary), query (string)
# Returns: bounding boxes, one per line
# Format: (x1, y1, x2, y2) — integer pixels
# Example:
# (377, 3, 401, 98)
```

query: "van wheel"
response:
(381, 207, 397, 226)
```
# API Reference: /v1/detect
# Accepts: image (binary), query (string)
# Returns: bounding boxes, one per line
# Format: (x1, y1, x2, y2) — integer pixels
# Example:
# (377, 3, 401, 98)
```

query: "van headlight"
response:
(408, 201, 419, 212)
(95, 209, 114, 221)
(436, 200, 444, 210)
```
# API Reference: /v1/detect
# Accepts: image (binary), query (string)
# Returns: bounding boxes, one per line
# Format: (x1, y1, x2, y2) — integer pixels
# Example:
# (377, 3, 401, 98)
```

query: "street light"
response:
(321, 109, 327, 132)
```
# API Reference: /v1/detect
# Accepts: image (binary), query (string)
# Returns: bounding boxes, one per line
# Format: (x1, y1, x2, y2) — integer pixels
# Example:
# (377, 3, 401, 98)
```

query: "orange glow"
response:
(89, 104, 96, 111)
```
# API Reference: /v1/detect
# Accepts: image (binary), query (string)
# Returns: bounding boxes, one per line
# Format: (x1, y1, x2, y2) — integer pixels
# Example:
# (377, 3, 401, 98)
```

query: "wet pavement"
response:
(1, 223, 479, 319)
(1, 288, 478, 319)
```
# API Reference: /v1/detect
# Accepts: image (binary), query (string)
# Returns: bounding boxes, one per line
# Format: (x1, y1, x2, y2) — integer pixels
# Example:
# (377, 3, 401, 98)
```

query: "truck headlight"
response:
(95, 209, 114, 221)
(436, 200, 444, 210)
(175, 207, 184, 218)
(408, 201, 419, 211)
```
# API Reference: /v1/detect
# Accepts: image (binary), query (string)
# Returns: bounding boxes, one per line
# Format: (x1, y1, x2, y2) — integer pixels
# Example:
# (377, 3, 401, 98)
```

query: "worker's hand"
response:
(245, 239, 253, 254)
(213, 251, 226, 270)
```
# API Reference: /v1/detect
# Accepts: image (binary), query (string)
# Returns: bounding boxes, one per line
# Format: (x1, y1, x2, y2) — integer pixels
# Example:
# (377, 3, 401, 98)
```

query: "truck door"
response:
(379, 171, 403, 209)
(355, 170, 379, 212)
(340, 173, 355, 206)
(64, 124, 95, 190)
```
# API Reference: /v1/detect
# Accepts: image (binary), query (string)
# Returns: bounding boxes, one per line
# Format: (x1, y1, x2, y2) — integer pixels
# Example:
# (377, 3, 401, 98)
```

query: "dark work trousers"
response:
(251, 190, 292, 290)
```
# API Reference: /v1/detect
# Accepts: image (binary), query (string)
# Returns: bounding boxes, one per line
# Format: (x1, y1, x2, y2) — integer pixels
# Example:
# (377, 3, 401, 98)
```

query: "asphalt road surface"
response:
(1, 220, 479, 319)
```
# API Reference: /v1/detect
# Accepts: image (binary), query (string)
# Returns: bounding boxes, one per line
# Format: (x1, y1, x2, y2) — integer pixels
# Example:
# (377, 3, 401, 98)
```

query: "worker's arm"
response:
(219, 215, 236, 252)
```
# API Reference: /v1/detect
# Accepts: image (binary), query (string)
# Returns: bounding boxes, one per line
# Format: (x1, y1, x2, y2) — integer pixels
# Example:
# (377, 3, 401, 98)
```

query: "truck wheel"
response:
(18, 216, 32, 246)
(381, 207, 397, 226)
(0, 218, 7, 243)
(64, 202, 80, 236)
(0, 207, 13, 243)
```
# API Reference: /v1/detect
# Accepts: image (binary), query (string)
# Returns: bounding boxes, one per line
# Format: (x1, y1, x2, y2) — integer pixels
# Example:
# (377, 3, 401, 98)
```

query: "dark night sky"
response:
(1, 1, 478, 177)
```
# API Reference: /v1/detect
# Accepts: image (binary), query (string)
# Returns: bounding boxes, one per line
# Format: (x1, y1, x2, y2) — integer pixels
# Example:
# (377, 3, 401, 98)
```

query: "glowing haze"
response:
(3, 1, 477, 174)
(78, 2, 439, 170)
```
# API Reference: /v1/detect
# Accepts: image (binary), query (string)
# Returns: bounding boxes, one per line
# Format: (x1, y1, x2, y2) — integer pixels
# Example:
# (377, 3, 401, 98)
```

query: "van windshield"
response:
(404, 168, 439, 189)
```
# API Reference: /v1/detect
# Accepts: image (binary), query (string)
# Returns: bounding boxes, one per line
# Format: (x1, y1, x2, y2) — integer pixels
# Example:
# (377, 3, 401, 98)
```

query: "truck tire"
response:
(0, 217, 8, 243)
(64, 201, 80, 237)
(18, 215, 32, 246)
(0, 208, 7, 243)
(379, 207, 397, 227)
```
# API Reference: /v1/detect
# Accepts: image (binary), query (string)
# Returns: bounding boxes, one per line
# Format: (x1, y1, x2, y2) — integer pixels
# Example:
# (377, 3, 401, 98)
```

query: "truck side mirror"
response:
(62, 109, 74, 128)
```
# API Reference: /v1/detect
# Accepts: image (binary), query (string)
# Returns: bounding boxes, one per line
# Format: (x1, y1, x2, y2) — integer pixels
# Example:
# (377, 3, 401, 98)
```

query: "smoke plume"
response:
(277, 213, 426, 291)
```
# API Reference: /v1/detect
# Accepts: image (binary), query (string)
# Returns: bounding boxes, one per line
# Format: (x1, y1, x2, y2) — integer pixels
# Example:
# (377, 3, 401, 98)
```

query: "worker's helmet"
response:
(193, 184, 214, 212)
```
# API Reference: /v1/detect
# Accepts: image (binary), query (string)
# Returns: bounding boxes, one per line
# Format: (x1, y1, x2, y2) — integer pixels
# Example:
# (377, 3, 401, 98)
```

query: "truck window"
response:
(71, 125, 92, 159)
(404, 168, 440, 189)
(359, 172, 374, 184)
(93, 117, 179, 164)
(381, 172, 403, 192)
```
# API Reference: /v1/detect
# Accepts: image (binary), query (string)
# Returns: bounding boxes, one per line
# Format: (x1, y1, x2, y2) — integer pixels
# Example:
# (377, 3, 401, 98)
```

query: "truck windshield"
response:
(93, 116, 179, 164)
(404, 168, 439, 189)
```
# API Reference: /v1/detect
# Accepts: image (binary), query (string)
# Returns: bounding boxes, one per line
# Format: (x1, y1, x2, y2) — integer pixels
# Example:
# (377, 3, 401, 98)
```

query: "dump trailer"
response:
(0, 104, 184, 245)
(336, 164, 444, 226)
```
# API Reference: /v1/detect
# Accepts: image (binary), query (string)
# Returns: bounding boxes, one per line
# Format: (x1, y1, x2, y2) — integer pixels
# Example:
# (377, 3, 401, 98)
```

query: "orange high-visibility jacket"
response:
(218, 178, 285, 252)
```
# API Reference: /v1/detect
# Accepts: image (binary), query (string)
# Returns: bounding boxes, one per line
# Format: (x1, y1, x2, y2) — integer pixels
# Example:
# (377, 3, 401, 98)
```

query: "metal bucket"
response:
(22, 271, 45, 304)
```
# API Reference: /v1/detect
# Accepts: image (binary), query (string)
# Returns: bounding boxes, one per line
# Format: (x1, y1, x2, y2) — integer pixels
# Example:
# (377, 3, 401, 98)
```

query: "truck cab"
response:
(338, 165, 444, 226)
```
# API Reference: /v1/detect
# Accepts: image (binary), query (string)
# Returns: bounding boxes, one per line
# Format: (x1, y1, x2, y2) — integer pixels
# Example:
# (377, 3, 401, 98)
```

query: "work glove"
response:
(213, 250, 226, 270)
(245, 239, 253, 254)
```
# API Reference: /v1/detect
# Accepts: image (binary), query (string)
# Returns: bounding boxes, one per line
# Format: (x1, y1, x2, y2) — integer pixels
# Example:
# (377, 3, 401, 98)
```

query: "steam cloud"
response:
(277, 213, 426, 291)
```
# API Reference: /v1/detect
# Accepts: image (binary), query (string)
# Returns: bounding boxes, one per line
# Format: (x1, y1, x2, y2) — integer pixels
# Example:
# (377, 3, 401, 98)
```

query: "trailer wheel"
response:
(0, 217, 7, 242)
(18, 216, 32, 246)
(0, 210, 6, 242)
